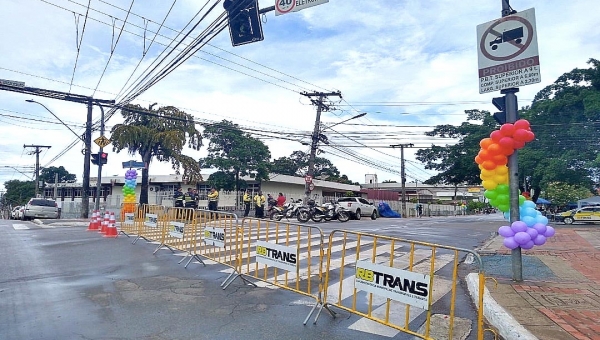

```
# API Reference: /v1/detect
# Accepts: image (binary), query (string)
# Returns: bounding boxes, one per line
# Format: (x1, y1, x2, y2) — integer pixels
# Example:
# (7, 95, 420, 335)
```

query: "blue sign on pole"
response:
(122, 160, 146, 169)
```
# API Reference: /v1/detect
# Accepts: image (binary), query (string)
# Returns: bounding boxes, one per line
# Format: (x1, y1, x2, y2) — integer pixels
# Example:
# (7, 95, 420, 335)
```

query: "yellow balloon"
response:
(482, 180, 498, 191)
(495, 165, 509, 175)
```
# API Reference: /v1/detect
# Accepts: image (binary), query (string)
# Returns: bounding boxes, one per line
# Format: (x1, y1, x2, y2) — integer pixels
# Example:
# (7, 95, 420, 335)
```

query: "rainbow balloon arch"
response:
(475, 119, 555, 250)
(122, 169, 138, 215)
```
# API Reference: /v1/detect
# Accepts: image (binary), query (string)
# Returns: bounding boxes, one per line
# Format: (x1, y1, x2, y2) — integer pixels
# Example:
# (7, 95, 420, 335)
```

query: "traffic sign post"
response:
(275, 0, 329, 16)
(94, 135, 111, 148)
(477, 8, 540, 94)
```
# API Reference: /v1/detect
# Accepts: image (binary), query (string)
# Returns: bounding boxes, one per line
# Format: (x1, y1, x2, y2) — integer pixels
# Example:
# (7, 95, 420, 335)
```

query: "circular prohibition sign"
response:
(275, 0, 296, 14)
(480, 16, 534, 62)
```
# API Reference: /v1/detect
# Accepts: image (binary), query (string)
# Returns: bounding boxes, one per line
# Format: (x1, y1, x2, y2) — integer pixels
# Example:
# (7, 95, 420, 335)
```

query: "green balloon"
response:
(496, 184, 509, 194)
(498, 204, 510, 212)
(519, 195, 526, 205)
(484, 189, 498, 200)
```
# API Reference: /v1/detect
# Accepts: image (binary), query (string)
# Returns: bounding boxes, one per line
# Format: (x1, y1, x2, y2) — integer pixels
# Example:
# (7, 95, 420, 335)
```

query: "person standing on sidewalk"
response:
(254, 191, 266, 218)
(208, 187, 219, 211)
(173, 187, 184, 207)
(243, 189, 252, 217)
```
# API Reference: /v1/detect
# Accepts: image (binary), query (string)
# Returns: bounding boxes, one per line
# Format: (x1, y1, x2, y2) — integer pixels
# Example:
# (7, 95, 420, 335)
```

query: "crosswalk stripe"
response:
(13, 224, 29, 230)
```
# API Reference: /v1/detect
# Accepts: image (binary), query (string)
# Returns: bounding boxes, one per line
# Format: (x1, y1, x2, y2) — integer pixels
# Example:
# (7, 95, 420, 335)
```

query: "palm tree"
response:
(110, 105, 203, 204)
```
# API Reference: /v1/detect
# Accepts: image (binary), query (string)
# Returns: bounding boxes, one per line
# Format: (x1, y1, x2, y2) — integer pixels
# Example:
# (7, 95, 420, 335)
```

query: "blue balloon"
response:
(522, 200, 536, 209)
(535, 215, 549, 226)
(503, 212, 510, 220)
(522, 216, 536, 227)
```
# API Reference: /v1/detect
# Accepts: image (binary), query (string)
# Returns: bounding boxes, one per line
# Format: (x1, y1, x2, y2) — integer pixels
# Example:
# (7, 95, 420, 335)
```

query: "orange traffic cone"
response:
(104, 212, 118, 238)
(100, 211, 109, 234)
(87, 211, 99, 231)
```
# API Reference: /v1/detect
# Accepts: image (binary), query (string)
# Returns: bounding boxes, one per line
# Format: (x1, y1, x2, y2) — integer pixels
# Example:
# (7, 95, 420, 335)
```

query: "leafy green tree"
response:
(40, 166, 76, 184)
(200, 120, 271, 193)
(3, 180, 35, 206)
(416, 109, 496, 197)
(111, 105, 203, 204)
(520, 58, 600, 198)
(270, 150, 356, 184)
(206, 171, 237, 191)
(543, 182, 592, 207)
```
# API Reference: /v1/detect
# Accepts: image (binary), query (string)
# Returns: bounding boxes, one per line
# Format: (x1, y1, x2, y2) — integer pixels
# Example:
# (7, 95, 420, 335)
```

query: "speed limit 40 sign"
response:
(275, 0, 329, 16)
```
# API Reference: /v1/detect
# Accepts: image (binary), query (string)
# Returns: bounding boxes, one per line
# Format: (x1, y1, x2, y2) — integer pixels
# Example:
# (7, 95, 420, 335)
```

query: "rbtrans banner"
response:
(255, 240, 298, 272)
(354, 260, 431, 310)
(204, 226, 225, 248)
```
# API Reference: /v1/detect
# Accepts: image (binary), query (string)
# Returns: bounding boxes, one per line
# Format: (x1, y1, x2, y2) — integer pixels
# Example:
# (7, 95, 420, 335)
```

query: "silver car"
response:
(22, 198, 59, 220)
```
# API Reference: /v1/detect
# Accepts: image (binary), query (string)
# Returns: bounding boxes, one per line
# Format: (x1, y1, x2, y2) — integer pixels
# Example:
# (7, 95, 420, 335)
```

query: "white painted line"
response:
(13, 224, 30, 230)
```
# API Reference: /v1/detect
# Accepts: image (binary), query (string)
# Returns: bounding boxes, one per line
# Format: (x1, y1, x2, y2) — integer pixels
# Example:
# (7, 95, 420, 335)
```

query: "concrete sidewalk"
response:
(474, 226, 600, 340)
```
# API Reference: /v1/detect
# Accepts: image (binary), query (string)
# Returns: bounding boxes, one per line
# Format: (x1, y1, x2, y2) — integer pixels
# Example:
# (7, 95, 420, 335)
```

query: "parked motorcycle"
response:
(270, 199, 303, 221)
(322, 201, 350, 222)
(297, 199, 327, 223)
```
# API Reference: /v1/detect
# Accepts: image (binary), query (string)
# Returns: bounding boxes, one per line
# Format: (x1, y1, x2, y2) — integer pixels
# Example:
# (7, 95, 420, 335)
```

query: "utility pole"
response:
(301, 91, 342, 203)
(500, 0, 522, 282)
(82, 99, 93, 218)
(94, 105, 106, 211)
(391, 143, 414, 218)
(23, 144, 52, 198)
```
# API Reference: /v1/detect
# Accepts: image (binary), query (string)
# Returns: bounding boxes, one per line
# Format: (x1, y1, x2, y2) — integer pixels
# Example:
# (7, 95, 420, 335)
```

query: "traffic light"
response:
(99, 152, 108, 165)
(492, 96, 507, 125)
(223, 0, 264, 47)
(91, 153, 99, 165)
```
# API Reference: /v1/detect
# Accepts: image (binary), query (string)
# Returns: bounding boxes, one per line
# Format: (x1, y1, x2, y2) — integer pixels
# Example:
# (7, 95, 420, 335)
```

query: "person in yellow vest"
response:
(254, 190, 266, 218)
(243, 189, 252, 217)
(208, 187, 219, 211)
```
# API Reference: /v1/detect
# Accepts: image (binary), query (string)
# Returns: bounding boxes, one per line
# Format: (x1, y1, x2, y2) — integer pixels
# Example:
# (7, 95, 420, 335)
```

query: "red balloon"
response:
(500, 123, 515, 137)
(490, 130, 503, 142)
(513, 128, 530, 142)
(480, 138, 494, 149)
(500, 146, 514, 156)
(514, 119, 531, 130)
(498, 137, 514, 149)
(513, 140, 526, 149)
(524, 130, 535, 142)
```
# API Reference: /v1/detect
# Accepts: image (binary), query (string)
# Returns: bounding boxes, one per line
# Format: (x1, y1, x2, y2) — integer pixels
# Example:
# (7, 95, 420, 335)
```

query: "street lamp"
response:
(26, 100, 84, 142)
(304, 112, 367, 202)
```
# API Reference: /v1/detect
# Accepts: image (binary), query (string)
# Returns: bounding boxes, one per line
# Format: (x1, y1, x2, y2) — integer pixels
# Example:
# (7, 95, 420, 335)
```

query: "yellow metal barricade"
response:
(119, 203, 139, 237)
(152, 207, 199, 258)
(317, 230, 485, 340)
(132, 204, 167, 244)
(180, 209, 239, 272)
(230, 218, 325, 324)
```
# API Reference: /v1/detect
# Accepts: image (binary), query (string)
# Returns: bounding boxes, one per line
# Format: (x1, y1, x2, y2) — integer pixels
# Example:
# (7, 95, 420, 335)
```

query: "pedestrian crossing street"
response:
(148, 224, 467, 338)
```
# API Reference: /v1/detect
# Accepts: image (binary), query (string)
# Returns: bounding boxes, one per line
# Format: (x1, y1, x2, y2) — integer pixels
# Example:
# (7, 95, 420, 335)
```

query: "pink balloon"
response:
(544, 226, 555, 238)
(500, 123, 516, 137)
(514, 231, 532, 245)
(503, 237, 519, 249)
(526, 228, 539, 239)
(511, 221, 528, 233)
(521, 240, 535, 250)
(498, 137, 514, 149)
(498, 226, 515, 237)
(533, 234, 547, 246)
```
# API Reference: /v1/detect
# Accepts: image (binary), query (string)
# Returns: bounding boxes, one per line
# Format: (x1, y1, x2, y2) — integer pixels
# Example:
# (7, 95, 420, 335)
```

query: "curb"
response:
(466, 273, 538, 340)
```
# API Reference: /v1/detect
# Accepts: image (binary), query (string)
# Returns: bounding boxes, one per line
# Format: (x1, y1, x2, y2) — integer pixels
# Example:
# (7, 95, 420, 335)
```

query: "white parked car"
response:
(22, 198, 59, 220)
(336, 197, 378, 220)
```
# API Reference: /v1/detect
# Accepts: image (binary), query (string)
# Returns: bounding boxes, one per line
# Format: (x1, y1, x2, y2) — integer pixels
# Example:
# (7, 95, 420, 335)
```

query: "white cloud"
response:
(1, 0, 599, 190)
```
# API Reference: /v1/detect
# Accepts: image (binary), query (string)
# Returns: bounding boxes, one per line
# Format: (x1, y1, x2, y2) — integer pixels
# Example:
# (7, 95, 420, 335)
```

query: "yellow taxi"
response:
(558, 206, 600, 224)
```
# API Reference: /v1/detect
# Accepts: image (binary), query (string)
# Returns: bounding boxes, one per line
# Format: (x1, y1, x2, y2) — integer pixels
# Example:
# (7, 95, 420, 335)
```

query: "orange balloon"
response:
(475, 155, 483, 164)
(487, 143, 502, 155)
(478, 149, 492, 161)
(482, 160, 497, 170)
(480, 138, 494, 149)
(492, 154, 508, 165)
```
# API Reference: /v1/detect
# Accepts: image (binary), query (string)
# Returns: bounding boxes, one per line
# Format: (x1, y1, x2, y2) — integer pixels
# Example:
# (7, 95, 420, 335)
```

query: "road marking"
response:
(13, 224, 30, 230)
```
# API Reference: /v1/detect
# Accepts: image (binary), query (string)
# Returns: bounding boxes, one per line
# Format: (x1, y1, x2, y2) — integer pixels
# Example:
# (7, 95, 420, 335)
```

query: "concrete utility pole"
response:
(23, 144, 52, 198)
(94, 105, 106, 211)
(301, 91, 342, 203)
(391, 143, 414, 218)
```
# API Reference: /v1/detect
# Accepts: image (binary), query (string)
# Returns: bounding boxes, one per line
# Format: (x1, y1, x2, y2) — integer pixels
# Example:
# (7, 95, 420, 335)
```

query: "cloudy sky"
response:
(1, 0, 599, 190)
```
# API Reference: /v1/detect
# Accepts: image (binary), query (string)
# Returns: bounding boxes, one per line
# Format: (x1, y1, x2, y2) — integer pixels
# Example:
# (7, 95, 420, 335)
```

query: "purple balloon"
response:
(511, 221, 528, 233)
(498, 226, 515, 237)
(533, 234, 547, 246)
(532, 223, 547, 235)
(514, 231, 532, 245)
(526, 228, 539, 240)
(503, 237, 519, 249)
(544, 226, 555, 238)
(521, 240, 535, 250)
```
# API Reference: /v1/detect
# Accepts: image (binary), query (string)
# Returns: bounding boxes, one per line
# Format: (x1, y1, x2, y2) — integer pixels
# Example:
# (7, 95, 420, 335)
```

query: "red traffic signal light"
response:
(99, 152, 108, 165)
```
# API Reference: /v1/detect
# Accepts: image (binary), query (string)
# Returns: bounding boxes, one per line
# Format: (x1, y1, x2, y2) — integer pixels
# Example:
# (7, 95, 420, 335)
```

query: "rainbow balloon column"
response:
(475, 119, 555, 250)
(123, 169, 138, 204)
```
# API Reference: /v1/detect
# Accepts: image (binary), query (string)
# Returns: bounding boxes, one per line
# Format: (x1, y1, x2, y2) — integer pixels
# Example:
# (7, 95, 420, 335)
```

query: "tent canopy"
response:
(535, 198, 551, 205)
(577, 196, 600, 208)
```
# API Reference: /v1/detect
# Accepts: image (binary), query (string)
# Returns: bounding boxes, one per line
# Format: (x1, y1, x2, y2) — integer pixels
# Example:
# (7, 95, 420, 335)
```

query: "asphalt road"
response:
(0, 214, 503, 340)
